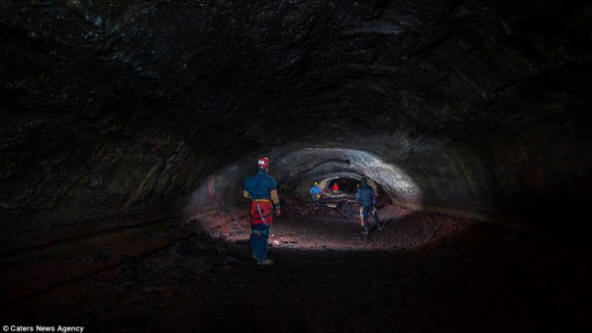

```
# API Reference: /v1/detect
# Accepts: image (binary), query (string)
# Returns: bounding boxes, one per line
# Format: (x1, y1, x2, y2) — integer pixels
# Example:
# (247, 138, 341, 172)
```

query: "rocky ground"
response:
(1, 1, 590, 331)
(1, 208, 588, 332)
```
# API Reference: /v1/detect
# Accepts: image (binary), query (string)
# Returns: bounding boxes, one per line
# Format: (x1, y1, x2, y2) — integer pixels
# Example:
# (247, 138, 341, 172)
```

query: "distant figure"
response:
(355, 178, 383, 235)
(242, 157, 281, 265)
(310, 181, 322, 202)
(331, 182, 340, 192)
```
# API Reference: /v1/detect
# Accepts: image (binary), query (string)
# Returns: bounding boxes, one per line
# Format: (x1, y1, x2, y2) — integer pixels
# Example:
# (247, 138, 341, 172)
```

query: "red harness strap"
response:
(250, 200, 273, 225)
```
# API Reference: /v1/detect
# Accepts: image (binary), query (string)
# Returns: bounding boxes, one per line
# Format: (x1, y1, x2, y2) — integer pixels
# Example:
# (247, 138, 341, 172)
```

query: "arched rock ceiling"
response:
(1, 0, 592, 251)
(2, 0, 590, 147)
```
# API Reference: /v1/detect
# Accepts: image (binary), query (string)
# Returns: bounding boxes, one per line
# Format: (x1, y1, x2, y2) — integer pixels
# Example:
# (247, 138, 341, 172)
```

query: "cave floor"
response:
(1, 213, 587, 332)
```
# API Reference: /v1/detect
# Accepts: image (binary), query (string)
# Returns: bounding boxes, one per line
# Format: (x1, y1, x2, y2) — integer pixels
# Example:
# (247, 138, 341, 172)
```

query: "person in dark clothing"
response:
(242, 157, 281, 265)
(355, 178, 383, 235)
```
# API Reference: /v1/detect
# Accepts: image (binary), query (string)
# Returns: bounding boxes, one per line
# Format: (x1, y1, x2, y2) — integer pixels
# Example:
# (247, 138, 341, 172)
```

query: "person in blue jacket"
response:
(355, 178, 383, 235)
(309, 181, 322, 202)
(242, 157, 281, 265)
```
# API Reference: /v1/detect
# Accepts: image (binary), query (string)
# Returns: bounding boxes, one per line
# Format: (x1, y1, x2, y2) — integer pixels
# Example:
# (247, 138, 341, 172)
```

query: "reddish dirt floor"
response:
(1, 211, 589, 332)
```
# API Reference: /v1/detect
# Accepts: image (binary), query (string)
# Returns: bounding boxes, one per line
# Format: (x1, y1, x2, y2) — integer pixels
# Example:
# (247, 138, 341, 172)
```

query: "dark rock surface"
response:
(1, 0, 591, 330)
(1, 212, 588, 332)
(2, 1, 591, 245)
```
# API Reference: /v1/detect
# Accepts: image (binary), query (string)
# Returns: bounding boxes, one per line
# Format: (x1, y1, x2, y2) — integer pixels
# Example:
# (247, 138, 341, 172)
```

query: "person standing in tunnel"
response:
(242, 157, 281, 265)
(355, 178, 383, 235)
(310, 181, 322, 202)
(331, 181, 340, 193)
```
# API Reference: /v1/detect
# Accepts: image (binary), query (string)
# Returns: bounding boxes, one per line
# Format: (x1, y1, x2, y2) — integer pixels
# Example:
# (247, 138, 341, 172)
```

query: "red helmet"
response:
(257, 157, 269, 168)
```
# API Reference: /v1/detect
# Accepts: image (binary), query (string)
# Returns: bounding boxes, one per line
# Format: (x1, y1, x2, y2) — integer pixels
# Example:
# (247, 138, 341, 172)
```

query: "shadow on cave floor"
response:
(0, 211, 589, 332)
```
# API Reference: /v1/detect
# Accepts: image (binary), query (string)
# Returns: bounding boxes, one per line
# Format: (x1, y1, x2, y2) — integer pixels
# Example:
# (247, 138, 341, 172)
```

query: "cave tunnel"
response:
(1, 0, 591, 332)
(324, 177, 369, 194)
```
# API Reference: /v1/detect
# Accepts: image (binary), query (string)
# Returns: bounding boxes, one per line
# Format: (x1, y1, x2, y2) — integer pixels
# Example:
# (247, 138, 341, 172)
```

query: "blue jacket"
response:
(355, 185, 375, 207)
(309, 186, 322, 196)
(243, 169, 277, 199)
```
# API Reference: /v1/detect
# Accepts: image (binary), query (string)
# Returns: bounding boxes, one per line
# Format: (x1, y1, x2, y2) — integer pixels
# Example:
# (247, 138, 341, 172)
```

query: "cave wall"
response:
(2, 0, 591, 252)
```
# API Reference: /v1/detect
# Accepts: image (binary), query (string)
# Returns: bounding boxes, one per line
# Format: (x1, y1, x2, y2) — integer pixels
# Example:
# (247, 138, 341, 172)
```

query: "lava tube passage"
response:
(2, 0, 590, 330)
(183, 147, 476, 251)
